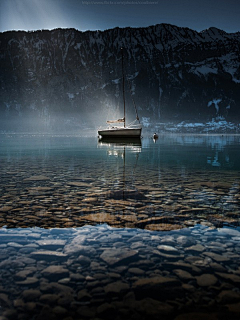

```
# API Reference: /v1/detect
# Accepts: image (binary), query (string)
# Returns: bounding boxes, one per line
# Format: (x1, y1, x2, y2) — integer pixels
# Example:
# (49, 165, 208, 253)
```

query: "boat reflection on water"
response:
(98, 136, 142, 147)
(98, 137, 143, 201)
(98, 136, 142, 161)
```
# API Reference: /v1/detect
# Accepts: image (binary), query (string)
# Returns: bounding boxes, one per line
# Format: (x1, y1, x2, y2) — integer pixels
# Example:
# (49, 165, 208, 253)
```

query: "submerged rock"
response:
(30, 251, 68, 261)
(22, 289, 41, 301)
(100, 248, 138, 266)
(23, 175, 50, 181)
(104, 281, 130, 294)
(196, 274, 218, 287)
(42, 266, 69, 280)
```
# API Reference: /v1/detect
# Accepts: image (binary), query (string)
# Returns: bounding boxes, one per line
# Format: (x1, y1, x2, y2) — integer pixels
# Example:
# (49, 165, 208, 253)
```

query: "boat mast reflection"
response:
(98, 137, 143, 201)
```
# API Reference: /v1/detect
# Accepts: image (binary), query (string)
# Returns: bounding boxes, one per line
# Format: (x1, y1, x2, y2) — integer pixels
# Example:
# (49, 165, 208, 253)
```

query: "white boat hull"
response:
(98, 127, 142, 138)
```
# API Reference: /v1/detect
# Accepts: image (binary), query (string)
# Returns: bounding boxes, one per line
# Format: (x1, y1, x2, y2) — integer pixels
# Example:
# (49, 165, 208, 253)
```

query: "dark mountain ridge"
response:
(0, 24, 240, 132)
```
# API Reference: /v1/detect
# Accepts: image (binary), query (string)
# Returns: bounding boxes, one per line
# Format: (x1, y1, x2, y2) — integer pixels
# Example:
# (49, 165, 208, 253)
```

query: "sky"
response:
(0, 0, 240, 33)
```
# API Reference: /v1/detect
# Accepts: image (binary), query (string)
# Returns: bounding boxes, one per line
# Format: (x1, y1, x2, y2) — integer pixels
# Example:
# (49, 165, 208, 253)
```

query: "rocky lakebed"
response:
(0, 224, 240, 320)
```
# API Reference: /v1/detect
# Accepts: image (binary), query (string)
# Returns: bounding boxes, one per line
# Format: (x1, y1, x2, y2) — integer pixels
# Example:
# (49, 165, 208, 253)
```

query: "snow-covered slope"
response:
(0, 24, 240, 131)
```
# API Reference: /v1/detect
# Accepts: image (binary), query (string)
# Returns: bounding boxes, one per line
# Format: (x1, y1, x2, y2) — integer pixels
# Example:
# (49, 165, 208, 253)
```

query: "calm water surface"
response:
(0, 134, 240, 320)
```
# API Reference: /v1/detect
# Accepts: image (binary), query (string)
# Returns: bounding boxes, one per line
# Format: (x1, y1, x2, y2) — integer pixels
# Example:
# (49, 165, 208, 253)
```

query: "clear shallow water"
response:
(0, 134, 240, 319)
(0, 134, 239, 230)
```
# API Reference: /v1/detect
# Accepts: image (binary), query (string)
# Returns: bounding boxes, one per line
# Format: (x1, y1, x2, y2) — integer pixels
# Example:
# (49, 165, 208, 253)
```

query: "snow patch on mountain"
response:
(193, 65, 218, 76)
(208, 99, 222, 114)
(152, 118, 239, 134)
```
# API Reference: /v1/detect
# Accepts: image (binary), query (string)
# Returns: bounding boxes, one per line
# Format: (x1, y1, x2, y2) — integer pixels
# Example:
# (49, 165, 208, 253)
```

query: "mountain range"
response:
(0, 24, 240, 132)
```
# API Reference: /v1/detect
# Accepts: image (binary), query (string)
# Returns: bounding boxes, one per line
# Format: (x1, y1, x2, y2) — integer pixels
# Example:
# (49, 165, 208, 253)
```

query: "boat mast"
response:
(121, 48, 126, 128)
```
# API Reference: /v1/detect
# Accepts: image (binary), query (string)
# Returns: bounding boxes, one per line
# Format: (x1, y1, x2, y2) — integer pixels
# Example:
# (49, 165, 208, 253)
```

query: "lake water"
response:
(0, 134, 240, 320)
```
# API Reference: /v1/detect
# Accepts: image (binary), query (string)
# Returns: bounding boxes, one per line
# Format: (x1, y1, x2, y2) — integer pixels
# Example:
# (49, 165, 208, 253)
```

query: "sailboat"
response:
(98, 49, 142, 139)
